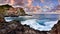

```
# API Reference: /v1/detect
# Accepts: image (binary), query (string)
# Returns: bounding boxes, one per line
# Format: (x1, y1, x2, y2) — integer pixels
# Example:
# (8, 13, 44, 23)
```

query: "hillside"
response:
(0, 4, 12, 16)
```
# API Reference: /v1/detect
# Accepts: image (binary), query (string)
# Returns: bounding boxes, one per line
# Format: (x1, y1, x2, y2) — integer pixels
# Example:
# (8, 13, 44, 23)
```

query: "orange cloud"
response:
(27, 0, 33, 7)
(10, 0, 15, 5)
(40, 0, 44, 3)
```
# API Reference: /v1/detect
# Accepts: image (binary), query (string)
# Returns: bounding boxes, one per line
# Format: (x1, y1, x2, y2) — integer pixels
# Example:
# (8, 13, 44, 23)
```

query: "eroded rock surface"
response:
(0, 17, 48, 34)
(50, 20, 60, 34)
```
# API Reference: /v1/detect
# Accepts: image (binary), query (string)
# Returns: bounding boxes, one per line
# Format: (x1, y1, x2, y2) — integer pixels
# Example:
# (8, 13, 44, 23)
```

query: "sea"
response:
(4, 14, 60, 31)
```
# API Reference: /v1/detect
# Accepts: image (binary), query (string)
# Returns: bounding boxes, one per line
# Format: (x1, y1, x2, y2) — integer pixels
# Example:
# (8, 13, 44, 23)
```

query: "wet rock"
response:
(50, 20, 60, 34)
(0, 15, 5, 23)
(1, 4, 59, 34)
(0, 20, 48, 34)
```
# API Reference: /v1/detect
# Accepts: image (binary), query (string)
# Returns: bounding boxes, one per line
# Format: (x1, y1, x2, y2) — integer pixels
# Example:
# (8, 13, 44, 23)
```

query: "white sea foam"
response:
(4, 15, 58, 31)
(21, 19, 58, 31)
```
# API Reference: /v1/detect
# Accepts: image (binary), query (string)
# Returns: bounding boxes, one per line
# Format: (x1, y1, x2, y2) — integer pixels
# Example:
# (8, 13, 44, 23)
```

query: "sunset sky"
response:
(0, 0, 59, 6)
(0, 0, 60, 14)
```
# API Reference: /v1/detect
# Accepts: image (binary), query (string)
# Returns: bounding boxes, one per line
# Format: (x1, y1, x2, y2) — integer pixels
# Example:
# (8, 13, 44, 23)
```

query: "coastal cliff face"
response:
(0, 16, 48, 34)
(0, 16, 60, 34)
(0, 4, 11, 16)
(0, 5, 48, 34)
(50, 20, 60, 34)
(0, 4, 26, 16)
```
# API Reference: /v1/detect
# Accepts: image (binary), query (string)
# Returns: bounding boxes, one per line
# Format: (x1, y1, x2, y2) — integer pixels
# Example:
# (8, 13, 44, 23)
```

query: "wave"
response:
(21, 19, 58, 31)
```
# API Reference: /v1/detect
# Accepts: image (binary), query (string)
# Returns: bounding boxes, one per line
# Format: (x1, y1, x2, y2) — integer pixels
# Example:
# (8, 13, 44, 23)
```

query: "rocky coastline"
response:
(0, 4, 60, 34)
(0, 16, 48, 34)
(0, 15, 60, 34)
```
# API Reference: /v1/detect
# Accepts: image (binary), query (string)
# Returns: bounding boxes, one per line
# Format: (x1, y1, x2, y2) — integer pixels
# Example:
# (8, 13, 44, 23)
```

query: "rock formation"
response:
(0, 12, 47, 34)
(0, 4, 60, 34)
(0, 4, 12, 16)
(50, 20, 60, 34)
(0, 18, 48, 34)
(0, 4, 27, 16)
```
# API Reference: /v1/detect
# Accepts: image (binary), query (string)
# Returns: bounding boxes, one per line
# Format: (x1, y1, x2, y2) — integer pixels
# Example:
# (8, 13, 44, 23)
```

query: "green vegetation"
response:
(18, 8, 27, 16)
(0, 4, 12, 16)
(0, 4, 27, 16)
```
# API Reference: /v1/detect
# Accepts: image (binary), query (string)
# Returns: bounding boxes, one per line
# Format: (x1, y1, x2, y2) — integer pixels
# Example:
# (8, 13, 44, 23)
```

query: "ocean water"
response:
(5, 14, 59, 31)
(21, 14, 59, 31)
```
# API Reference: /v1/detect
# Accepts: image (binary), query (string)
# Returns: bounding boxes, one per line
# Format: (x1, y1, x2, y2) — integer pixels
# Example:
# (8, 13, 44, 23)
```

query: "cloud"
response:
(0, 0, 58, 14)
(0, 0, 6, 3)
(10, 0, 15, 5)
(58, 0, 60, 5)
(40, 0, 44, 3)
(0, 0, 25, 6)
(27, 0, 33, 7)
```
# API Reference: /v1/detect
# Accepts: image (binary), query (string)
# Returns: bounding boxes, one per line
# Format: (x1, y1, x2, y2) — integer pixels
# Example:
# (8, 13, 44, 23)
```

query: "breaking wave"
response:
(21, 19, 58, 31)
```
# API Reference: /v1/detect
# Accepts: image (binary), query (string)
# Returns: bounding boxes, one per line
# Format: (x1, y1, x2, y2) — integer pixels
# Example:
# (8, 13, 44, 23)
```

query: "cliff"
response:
(50, 20, 60, 34)
(0, 4, 12, 16)
(0, 4, 60, 34)
(0, 4, 27, 16)
(0, 16, 48, 34)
